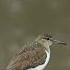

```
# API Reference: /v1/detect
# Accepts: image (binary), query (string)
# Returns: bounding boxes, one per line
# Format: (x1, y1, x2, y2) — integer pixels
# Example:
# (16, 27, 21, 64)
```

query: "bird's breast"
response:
(27, 49, 50, 70)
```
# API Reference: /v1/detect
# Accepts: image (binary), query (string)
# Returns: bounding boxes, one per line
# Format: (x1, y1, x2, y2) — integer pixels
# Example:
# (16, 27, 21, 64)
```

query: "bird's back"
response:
(7, 42, 47, 70)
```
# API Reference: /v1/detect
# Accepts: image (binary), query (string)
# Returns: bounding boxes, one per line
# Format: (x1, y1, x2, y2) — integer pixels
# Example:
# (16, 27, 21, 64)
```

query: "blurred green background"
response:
(0, 0, 70, 70)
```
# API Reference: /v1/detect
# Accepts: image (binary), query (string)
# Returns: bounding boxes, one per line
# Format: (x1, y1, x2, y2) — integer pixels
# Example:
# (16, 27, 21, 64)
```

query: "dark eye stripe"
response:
(43, 37, 49, 40)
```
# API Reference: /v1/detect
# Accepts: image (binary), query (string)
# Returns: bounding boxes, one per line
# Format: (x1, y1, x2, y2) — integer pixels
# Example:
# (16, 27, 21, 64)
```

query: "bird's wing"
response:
(7, 43, 47, 70)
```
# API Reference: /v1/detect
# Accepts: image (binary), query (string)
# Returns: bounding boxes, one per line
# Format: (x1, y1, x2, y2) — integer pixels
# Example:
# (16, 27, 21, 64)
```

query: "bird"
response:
(6, 33, 66, 70)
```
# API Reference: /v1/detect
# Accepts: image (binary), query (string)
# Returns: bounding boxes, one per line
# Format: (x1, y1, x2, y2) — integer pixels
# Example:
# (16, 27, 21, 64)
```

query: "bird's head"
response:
(35, 33, 66, 48)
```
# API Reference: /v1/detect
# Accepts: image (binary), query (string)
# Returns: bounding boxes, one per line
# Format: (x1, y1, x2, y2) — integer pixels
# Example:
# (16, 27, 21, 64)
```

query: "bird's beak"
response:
(50, 38, 67, 45)
(53, 40, 66, 45)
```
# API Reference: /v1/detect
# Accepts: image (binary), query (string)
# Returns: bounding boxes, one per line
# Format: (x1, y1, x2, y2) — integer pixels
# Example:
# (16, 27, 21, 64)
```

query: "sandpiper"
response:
(7, 33, 66, 70)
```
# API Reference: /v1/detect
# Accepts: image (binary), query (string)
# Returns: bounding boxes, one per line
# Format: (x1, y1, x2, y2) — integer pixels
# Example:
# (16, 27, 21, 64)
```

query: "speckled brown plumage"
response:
(7, 42, 47, 70)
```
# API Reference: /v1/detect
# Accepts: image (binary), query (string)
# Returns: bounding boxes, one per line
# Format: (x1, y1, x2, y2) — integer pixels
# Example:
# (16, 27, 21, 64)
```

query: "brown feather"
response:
(7, 43, 47, 70)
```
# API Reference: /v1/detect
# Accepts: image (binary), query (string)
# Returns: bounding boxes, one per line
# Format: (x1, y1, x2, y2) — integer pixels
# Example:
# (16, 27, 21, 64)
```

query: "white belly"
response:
(27, 50, 50, 70)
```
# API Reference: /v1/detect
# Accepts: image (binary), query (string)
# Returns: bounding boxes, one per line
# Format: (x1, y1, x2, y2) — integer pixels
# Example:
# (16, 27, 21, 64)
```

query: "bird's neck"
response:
(35, 40, 50, 53)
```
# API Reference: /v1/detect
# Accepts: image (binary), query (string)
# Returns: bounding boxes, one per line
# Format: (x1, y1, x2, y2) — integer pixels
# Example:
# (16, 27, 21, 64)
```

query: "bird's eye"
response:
(43, 37, 50, 40)
(46, 38, 49, 40)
